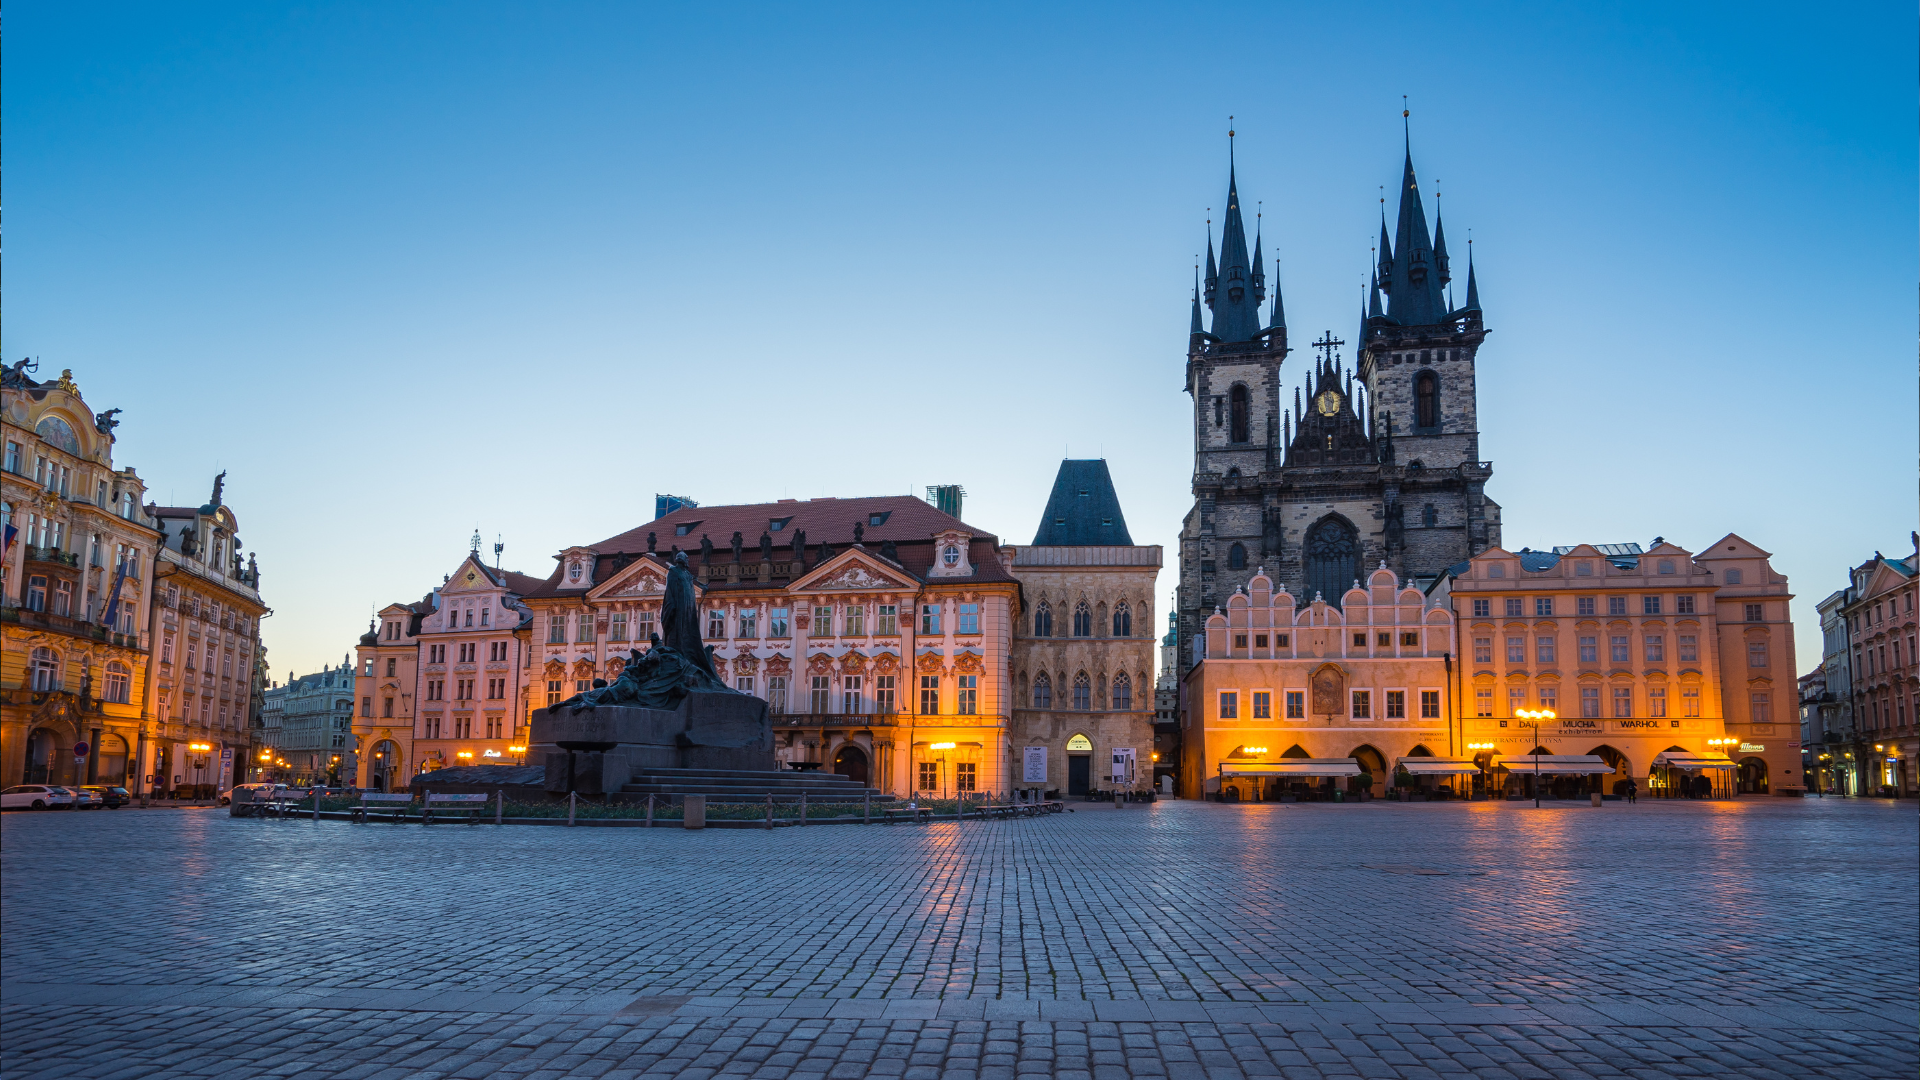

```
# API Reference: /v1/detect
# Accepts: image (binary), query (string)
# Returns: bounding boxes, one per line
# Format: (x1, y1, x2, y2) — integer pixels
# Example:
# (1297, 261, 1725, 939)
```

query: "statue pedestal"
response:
(531, 692, 774, 794)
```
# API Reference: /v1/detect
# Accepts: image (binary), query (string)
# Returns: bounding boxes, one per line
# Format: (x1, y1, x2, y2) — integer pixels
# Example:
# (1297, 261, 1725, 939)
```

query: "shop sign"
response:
(1111, 747, 1136, 783)
(1022, 746, 1047, 783)
(1556, 719, 1603, 731)
(1739, 743, 1765, 753)
(1615, 719, 1665, 730)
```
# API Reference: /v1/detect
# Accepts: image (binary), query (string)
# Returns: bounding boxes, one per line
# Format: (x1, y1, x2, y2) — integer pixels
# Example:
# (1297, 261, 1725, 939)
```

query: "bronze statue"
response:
(699, 534, 714, 564)
(94, 408, 122, 435)
(730, 531, 744, 562)
(647, 531, 657, 554)
(853, 520, 865, 543)
(552, 552, 734, 712)
(759, 531, 773, 561)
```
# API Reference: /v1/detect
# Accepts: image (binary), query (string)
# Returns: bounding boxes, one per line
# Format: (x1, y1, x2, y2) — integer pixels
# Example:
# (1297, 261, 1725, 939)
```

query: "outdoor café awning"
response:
(1491, 754, 1615, 775)
(1394, 757, 1483, 776)
(1220, 758, 1362, 778)
(1652, 752, 1737, 771)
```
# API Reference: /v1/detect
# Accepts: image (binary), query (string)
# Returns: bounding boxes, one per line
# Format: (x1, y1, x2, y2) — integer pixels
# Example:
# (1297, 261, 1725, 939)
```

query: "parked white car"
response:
(1, 785, 77, 810)
(220, 782, 282, 806)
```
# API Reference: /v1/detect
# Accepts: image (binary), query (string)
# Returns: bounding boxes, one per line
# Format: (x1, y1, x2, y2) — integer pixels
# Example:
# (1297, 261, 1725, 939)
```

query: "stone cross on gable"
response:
(1311, 332, 1344, 366)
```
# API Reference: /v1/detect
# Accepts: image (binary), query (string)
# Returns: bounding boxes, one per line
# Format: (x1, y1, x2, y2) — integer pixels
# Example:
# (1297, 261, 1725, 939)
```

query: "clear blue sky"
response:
(7, 3, 1914, 680)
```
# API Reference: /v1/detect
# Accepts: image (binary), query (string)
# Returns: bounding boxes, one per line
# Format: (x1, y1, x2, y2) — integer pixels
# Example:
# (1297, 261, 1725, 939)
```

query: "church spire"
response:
(1464, 243, 1481, 313)
(1189, 267, 1205, 338)
(1380, 129, 1448, 326)
(1206, 162, 1263, 343)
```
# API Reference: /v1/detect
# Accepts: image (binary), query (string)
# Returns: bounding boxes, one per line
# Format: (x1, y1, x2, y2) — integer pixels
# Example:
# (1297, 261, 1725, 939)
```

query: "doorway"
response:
(1737, 756, 1769, 795)
(833, 744, 869, 785)
(25, 729, 53, 784)
(1067, 754, 1091, 796)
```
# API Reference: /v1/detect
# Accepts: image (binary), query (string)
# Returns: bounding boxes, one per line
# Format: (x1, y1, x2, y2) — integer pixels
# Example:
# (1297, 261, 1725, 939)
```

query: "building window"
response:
(956, 603, 978, 635)
(546, 680, 561, 706)
(876, 605, 897, 635)
(1509, 688, 1527, 716)
(1676, 595, 1695, 615)
(1504, 598, 1523, 618)
(1745, 603, 1763, 623)
(918, 761, 939, 791)
(1286, 690, 1305, 718)
(1385, 690, 1405, 719)
(1218, 691, 1238, 719)
(1474, 637, 1492, 664)
(1724, 569, 1743, 585)
(1613, 687, 1633, 718)
(1113, 674, 1132, 711)
(737, 676, 756, 696)
(1072, 673, 1091, 710)
(103, 661, 131, 703)
(1072, 603, 1092, 637)
(738, 609, 759, 639)
(1536, 636, 1556, 663)
(1607, 596, 1627, 616)
(920, 675, 939, 714)
(921, 605, 941, 635)
(1112, 603, 1131, 638)
(1648, 687, 1667, 718)
(1414, 370, 1439, 428)
(1350, 690, 1371, 719)
(1251, 691, 1271, 719)
(1420, 690, 1440, 718)
(768, 677, 788, 714)
(812, 606, 833, 637)
(1681, 686, 1699, 717)
(1535, 597, 1553, 617)
(1353, 633, 1367, 648)
(1276, 633, 1289, 648)
(707, 610, 726, 639)
(1228, 544, 1247, 570)
(955, 762, 977, 791)
(1576, 596, 1595, 617)
(1537, 686, 1557, 714)
(1475, 688, 1493, 717)
(1610, 636, 1629, 663)
(957, 674, 977, 715)
(874, 675, 895, 714)
(1235, 634, 1249, 650)
(810, 676, 831, 714)
(609, 613, 628, 641)
(1678, 635, 1698, 663)
(1580, 687, 1601, 718)
(1643, 596, 1662, 615)
(1645, 635, 1664, 663)
(1748, 641, 1768, 668)
(1032, 673, 1052, 709)
(361, 696, 373, 718)
(383, 697, 395, 718)
(547, 616, 566, 645)
(1033, 602, 1053, 638)
(1507, 636, 1526, 663)
(841, 674, 864, 714)
(765, 608, 785, 638)
(1472, 599, 1490, 618)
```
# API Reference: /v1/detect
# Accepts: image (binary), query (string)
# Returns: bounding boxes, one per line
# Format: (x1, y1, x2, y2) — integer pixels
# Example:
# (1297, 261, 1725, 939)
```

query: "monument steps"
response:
(613, 767, 897, 803)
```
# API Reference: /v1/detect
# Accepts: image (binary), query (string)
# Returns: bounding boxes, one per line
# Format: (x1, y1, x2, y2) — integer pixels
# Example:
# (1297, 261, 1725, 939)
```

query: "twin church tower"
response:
(1176, 131, 1502, 671)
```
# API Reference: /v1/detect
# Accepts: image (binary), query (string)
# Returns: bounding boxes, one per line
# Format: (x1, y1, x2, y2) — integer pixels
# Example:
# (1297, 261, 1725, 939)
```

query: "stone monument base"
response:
(530, 692, 774, 795)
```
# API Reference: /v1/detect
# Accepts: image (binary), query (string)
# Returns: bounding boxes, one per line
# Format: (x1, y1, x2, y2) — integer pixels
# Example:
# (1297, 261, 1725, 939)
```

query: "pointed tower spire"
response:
(1269, 260, 1287, 332)
(1384, 123, 1446, 325)
(1464, 243, 1481, 312)
(1209, 159, 1262, 342)
(1189, 267, 1205, 337)
(1433, 211, 1451, 285)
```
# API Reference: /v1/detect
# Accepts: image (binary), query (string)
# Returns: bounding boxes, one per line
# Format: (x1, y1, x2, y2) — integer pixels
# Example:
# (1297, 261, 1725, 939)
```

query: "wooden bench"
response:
(262, 789, 312, 819)
(422, 792, 491, 824)
(980, 804, 1020, 820)
(881, 806, 932, 824)
(351, 792, 415, 823)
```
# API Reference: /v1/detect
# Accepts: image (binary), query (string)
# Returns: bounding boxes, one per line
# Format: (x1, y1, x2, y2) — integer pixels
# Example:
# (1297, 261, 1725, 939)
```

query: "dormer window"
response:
(769, 516, 792, 532)
(943, 545, 961, 568)
(867, 512, 890, 527)
(568, 561, 583, 583)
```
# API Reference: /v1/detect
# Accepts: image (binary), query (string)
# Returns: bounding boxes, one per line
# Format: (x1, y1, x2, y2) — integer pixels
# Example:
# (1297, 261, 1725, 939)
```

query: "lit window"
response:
(1218, 691, 1238, 719)
(957, 675, 977, 715)
(1648, 687, 1667, 717)
(1420, 690, 1440, 718)
(1252, 691, 1271, 719)
(1285, 691, 1305, 718)
(1613, 687, 1633, 718)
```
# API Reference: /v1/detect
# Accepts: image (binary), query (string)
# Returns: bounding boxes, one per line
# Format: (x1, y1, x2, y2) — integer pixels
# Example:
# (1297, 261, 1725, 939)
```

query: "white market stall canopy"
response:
(1652, 752, 1737, 771)
(1491, 754, 1615, 775)
(1394, 757, 1483, 776)
(1220, 759, 1362, 778)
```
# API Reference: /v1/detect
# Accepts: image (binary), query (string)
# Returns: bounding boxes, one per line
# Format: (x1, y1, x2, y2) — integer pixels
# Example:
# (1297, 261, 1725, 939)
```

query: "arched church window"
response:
(1229, 385, 1250, 443)
(1112, 602, 1131, 638)
(1305, 518, 1359, 606)
(1033, 602, 1053, 638)
(1112, 673, 1133, 711)
(1415, 371, 1439, 429)
(1032, 673, 1052, 709)
(1228, 544, 1247, 570)
(1072, 672, 1091, 710)
(1072, 602, 1092, 638)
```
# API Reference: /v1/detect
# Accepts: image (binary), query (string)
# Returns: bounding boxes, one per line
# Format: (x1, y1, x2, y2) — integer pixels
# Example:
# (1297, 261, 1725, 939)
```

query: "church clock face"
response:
(1314, 389, 1342, 417)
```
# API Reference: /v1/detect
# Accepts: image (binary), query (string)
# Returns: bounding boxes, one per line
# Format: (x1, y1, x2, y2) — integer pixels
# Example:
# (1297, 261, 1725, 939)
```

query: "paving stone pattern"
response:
(2, 798, 1914, 1078)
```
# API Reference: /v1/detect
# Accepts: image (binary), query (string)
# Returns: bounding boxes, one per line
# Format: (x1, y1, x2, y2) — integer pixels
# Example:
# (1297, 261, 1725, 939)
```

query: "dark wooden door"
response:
(833, 745, 868, 786)
(1067, 754, 1091, 796)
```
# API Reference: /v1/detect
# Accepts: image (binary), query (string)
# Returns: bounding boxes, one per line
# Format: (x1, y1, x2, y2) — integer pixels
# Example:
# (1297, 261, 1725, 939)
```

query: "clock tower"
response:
(1175, 130, 1501, 676)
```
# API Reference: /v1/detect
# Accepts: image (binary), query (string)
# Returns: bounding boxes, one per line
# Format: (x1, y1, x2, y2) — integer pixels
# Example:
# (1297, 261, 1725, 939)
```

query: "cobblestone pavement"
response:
(3, 798, 1913, 1078)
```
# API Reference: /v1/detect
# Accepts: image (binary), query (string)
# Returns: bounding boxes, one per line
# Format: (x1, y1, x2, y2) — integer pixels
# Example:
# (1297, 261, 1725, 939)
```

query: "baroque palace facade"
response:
(1, 361, 266, 794)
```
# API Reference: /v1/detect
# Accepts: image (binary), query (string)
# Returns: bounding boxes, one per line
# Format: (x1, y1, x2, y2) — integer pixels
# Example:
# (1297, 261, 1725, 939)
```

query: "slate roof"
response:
(1030, 460, 1133, 546)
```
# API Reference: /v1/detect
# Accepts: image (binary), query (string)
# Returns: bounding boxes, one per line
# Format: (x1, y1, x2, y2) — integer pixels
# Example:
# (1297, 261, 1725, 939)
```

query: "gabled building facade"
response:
(517, 495, 1022, 795)
(1838, 542, 1917, 795)
(1007, 461, 1161, 797)
(351, 599, 430, 791)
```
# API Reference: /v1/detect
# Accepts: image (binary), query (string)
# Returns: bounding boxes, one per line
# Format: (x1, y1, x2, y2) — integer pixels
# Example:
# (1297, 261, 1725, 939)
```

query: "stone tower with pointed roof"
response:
(1177, 133, 1500, 676)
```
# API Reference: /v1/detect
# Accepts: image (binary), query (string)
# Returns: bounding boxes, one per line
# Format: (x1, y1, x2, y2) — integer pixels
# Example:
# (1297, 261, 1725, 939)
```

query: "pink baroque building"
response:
(515, 495, 1020, 796)
(1840, 541, 1917, 795)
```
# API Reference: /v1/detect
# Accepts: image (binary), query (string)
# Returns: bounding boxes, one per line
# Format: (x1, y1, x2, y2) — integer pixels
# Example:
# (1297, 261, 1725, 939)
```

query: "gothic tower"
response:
(1175, 131, 1500, 677)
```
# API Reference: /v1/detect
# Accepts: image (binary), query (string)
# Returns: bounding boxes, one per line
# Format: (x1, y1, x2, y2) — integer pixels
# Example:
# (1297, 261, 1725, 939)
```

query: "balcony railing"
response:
(771, 711, 902, 727)
(25, 546, 80, 568)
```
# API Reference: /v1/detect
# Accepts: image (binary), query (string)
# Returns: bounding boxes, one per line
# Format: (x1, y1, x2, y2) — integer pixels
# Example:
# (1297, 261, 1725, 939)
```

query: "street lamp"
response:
(509, 744, 528, 766)
(931, 742, 956, 805)
(1466, 741, 1497, 799)
(1513, 709, 1556, 807)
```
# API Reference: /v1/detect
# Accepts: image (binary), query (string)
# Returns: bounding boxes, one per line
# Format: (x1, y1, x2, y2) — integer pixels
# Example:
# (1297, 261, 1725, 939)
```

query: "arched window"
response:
(1032, 673, 1052, 709)
(1305, 516, 1359, 606)
(1072, 672, 1091, 710)
(1228, 543, 1247, 570)
(1414, 371, 1439, 429)
(30, 647, 59, 692)
(1072, 602, 1092, 637)
(104, 661, 131, 703)
(1033, 602, 1053, 638)
(1229, 385, 1250, 443)
(1113, 673, 1133, 711)
(1112, 602, 1132, 638)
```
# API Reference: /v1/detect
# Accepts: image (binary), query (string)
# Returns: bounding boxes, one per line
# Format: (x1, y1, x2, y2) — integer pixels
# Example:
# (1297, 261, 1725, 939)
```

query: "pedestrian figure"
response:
(1625, 777, 1637, 804)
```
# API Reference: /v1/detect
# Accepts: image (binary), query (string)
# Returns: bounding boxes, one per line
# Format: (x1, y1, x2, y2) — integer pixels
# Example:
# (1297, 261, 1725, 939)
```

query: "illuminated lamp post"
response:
(509, 744, 528, 766)
(1513, 709, 1556, 808)
(931, 742, 956, 806)
(1466, 742, 1497, 799)
(1708, 737, 1737, 797)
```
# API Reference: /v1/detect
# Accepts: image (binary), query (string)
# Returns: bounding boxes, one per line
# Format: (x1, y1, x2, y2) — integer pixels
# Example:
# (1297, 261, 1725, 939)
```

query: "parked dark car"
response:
(81, 785, 131, 808)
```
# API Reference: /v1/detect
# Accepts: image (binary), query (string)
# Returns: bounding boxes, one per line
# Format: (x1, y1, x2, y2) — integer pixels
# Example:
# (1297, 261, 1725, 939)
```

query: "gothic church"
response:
(1176, 135, 1501, 672)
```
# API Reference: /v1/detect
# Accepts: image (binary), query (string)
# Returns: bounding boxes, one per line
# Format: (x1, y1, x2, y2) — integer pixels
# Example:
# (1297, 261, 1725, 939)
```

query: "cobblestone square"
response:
(3, 798, 1913, 1078)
